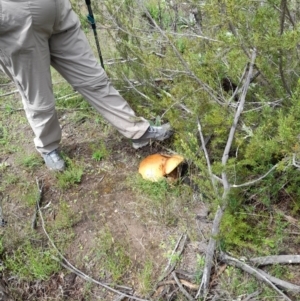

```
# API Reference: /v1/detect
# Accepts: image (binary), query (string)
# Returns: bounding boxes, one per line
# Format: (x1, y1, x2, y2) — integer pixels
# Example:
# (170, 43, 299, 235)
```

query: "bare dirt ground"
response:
(2, 82, 300, 301)
(0, 83, 212, 300)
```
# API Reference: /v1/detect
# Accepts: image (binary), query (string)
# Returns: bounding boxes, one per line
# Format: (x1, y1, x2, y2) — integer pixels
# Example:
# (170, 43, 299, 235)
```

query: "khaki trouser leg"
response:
(0, 0, 149, 155)
(50, 2, 149, 139)
(0, 0, 61, 154)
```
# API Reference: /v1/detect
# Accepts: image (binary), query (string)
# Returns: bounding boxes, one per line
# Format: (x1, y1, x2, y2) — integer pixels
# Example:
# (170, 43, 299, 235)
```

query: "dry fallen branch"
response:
(171, 272, 195, 301)
(159, 233, 188, 282)
(0, 90, 18, 97)
(292, 153, 300, 168)
(157, 279, 198, 291)
(32, 178, 44, 229)
(256, 267, 300, 293)
(243, 290, 261, 301)
(250, 255, 300, 266)
(219, 252, 294, 301)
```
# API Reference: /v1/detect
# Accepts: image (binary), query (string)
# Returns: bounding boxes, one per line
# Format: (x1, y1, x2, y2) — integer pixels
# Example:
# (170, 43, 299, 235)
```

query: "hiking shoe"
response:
(42, 149, 65, 171)
(132, 123, 173, 149)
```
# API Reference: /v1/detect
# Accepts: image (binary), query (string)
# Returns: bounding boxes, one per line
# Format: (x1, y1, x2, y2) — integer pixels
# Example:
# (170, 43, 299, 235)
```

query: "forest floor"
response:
(0, 76, 214, 300)
(1, 73, 300, 301)
(1, 11, 300, 298)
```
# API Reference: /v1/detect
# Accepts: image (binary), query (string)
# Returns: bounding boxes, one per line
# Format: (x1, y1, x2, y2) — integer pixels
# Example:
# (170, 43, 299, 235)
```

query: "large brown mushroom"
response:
(138, 153, 184, 182)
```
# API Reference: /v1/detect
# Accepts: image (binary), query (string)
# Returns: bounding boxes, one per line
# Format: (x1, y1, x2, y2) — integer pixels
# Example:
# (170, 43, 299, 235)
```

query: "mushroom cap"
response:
(138, 154, 184, 182)
(164, 154, 185, 174)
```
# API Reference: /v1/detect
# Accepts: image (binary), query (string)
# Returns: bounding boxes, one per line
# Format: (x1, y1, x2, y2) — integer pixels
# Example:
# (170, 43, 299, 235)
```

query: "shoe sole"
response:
(132, 141, 149, 149)
(132, 129, 173, 149)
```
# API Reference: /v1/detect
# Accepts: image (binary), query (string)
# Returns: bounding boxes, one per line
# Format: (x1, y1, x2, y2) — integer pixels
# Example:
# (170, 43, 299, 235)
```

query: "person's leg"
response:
(0, 0, 65, 170)
(49, 0, 150, 140)
(0, 0, 62, 155)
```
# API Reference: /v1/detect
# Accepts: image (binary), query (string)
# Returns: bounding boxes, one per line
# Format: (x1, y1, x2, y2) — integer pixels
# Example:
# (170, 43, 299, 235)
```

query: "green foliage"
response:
(51, 199, 80, 231)
(220, 209, 265, 252)
(95, 228, 131, 282)
(56, 157, 84, 189)
(5, 240, 60, 281)
(219, 266, 276, 300)
(0, 236, 4, 258)
(17, 154, 43, 170)
(129, 173, 192, 225)
(0, 123, 9, 147)
(138, 260, 153, 295)
(90, 141, 110, 161)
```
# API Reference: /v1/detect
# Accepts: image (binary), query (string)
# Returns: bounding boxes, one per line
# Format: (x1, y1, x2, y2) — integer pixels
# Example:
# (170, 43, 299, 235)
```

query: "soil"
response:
(1, 79, 300, 301)
(0, 96, 212, 300)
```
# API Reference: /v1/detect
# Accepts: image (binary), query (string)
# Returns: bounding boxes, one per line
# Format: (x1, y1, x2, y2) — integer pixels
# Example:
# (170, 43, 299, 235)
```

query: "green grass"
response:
(0, 123, 9, 146)
(5, 239, 60, 281)
(91, 141, 110, 161)
(17, 154, 43, 170)
(129, 174, 192, 226)
(55, 157, 84, 189)
(138, 260, 153, 295)
(95, 228, 131, 283)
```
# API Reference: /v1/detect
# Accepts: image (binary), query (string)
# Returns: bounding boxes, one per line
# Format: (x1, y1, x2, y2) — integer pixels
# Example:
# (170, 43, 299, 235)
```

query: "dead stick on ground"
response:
(158, 279, 198, 290)
(159, 233, 188, 281)
(37, 201, 149, 301)
(243, 290, 261, 301)
(219, 252, 293, 301)
(32, 178, 44, 230)
(0, 90, 18, 97)
(250, 255, 300, 266)
(256, 268, 300, 293)
(171, 272, 195, 301)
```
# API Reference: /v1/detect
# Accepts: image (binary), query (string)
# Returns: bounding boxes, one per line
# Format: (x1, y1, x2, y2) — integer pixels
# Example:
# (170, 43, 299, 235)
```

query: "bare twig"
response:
(32, 178, 44, 230)
(197, 117, 218, 195)
(0, 90, 18, 97)
(159, 233, 188, 281)
(256, 268, 300, 293)
(163, 233, 184, 274)
(171, 272, 195, 301)
(243, 290, 261, 301)
(0, 193, 7, 227)
(113, 295, 126, 301)
(138, 1, 221, 105)
(228, 22, 250, 59)
(219, 252, 295, 300)
(121, 73, 153, 102)
(231, 164, 278, 188)
(250, 255, 300, 266)
(278, 0, 291, 96)
(292, 153, 300, 168)
(55, 92, 78, 101)
(157, 279, 198, 291)
(196, 49, 257, 298)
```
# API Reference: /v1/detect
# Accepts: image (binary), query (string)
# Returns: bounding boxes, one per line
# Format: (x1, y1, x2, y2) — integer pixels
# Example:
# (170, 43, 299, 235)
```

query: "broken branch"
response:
(196, 48, 257, 299)
(171, 272, 195, 301)
(219, 252, 293, 301)
(250, 255, 300, 266)
(32, 178, 44, 229)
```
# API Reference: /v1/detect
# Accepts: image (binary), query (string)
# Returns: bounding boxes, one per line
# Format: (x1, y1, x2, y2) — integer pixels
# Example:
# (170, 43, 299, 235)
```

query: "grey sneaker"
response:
(132, 123, 173, 149)
(42, 149, 66, 171)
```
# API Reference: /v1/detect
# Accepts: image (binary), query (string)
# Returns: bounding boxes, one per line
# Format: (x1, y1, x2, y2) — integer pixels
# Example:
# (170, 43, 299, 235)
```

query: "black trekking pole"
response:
(85, 0, 105, 69)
